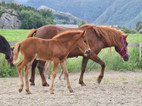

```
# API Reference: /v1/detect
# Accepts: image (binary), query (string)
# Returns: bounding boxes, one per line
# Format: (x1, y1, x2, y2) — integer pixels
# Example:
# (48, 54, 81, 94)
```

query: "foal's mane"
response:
(0, 35, 11, 52)
(81, 24, 125, 46)
(53, 30, 83, 40)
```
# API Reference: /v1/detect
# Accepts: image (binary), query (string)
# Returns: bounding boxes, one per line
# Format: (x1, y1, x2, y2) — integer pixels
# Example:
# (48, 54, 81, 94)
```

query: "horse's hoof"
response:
(26, 89, 31, 94)
(19, 89, 22, 93)
(69, 89, 74, 93)
(30, 83, 35, 86)
(50, 91, 54, 94)
(97, 76, 103, 84)
(79, 81, 86, 86)
(48, 77, 50, 80)
(42, 83, 49, 87)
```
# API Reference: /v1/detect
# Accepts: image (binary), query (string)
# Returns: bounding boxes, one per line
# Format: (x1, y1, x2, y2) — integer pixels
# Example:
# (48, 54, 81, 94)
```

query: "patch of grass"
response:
(0, 29, 29, 42)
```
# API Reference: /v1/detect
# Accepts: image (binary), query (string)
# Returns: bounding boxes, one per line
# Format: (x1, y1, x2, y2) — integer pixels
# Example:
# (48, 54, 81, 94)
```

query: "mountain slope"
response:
(9, 0, 142, 27)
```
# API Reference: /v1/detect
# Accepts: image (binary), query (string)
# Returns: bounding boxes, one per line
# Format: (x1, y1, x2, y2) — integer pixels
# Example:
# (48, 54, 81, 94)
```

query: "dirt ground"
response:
(0, 71, 142, 106)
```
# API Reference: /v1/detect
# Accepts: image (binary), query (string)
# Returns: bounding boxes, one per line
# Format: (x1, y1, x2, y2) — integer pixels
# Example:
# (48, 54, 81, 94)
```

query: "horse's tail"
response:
(26, 29, 37, 38)
(13, 42, 21, 64)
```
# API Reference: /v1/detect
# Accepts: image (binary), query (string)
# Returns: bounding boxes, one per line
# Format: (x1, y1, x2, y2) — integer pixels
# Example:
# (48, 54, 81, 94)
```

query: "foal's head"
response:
(76, 31, 91, 56)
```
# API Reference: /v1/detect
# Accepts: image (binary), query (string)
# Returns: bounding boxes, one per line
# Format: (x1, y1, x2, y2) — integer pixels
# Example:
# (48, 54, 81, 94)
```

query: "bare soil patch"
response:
(0, 71, 142, 106)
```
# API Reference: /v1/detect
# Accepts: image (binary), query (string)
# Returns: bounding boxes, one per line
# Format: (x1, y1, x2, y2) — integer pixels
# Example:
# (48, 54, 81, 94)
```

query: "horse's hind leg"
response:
(30, 59, 38, 86)
(38, 61, 49, 86)
(60, 61, 73, 93)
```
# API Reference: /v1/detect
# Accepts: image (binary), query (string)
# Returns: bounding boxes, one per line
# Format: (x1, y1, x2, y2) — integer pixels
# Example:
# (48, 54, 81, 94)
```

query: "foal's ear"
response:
(81, 31, 86, 37)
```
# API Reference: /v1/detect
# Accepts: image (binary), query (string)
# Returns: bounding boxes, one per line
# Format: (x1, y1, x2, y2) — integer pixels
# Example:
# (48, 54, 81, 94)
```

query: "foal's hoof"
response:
(69, 89, 74, 93)
(26, 89, 31, 94)
(49, 91, 54, 94)
(19, 89, 23, 93)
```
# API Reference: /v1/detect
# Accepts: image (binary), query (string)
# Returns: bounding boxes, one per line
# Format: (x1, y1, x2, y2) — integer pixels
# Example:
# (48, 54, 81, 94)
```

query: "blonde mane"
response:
(81, 24, 125, 46)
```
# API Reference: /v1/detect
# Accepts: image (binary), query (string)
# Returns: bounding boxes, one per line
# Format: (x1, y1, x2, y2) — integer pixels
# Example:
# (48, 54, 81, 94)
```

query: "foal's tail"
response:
(26, 29, 37, 38)
(13, 42, 21, 64)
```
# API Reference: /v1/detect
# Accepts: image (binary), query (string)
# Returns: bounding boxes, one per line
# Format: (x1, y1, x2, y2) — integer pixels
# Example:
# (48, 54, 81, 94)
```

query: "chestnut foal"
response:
(13, 30, 90, 94)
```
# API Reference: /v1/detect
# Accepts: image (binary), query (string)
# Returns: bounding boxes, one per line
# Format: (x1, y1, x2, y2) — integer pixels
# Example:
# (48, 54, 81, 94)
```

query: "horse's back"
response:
(35, 25, 79, 39)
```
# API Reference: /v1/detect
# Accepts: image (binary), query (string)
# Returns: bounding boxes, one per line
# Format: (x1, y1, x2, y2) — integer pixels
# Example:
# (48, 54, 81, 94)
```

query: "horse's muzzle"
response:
(123, 55, 129, 61)
(85, 49, 91, 55)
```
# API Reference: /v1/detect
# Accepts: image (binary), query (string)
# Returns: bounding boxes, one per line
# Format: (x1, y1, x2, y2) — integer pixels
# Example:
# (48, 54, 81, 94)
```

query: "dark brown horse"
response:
(13, 30, 90, 94)
(28, 24, 129, 86)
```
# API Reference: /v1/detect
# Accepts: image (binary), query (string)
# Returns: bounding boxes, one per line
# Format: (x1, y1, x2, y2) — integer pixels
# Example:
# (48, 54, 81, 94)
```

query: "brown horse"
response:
(28, 24, 129, 86)
(13, 30, 90, 94)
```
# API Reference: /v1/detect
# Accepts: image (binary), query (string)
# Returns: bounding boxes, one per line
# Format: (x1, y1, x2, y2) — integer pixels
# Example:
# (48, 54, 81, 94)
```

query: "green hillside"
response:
(24, 0, 142, 27)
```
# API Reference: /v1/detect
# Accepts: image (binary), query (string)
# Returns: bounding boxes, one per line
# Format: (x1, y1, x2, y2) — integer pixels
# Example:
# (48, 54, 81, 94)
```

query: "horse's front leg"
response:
(79, 56, 88, 86)
(49, 60, 59, 94)
(60, 61, 73, 92)
(89, 53, 105, 84)
(30, 59, 38, 86)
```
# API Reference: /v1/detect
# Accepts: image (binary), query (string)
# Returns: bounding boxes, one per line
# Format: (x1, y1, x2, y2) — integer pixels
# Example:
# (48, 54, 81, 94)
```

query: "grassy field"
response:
(0, 29, 142, 77)
(0, 29, 29, 42)
(0, 29, 142, 42)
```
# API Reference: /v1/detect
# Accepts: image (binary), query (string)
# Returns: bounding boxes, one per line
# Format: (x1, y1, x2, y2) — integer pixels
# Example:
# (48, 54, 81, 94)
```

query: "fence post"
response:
(139, 43, 142, 59)
(109, 47, 112, 58)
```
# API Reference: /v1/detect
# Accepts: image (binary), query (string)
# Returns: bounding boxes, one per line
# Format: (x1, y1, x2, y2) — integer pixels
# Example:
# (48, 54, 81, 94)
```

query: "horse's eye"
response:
(84, 40, 87, 44)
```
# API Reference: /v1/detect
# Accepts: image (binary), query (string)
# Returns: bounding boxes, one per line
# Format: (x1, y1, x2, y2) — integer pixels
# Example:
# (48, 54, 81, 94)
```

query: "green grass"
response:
(128, 34, 142, 43)
(0, 29, 142, 77)
(0, 29, 29, 42)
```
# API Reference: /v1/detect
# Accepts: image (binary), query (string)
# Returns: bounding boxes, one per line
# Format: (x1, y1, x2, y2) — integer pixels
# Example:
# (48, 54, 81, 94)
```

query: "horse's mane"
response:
(53, 30, 83, 40)
(0, 35, 11, 52)
(81, 24, 125, 46)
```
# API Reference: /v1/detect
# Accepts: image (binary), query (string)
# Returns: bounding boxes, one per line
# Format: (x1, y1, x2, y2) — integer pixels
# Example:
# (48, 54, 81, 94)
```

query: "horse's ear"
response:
(11, 47, 14, 51)
(81, 31, 86, 37)
(124, 34, 128, 38)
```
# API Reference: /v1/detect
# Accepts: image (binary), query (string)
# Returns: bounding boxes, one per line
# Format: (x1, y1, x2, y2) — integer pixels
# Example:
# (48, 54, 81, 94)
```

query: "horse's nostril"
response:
(85, 50, 91, 54)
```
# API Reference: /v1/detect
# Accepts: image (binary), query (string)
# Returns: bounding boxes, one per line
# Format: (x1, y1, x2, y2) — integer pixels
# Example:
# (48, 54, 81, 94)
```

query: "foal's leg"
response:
(24, 63, 32, 94)
(59, 64, 64, 80)
(79, 56, 88, 86)
(17, 60, 28, 92)
(38, 61, 49, 86)
(49, 60, 59, 94)
(44, 60, 51, 80)
(30, 59, 38, 86)
(17, 61, 24, 92)
(60, 61, 73, 92)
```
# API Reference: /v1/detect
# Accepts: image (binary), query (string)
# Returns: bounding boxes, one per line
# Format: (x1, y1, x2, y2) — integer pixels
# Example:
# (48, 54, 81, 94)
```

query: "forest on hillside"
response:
(0, 2, 54, 29)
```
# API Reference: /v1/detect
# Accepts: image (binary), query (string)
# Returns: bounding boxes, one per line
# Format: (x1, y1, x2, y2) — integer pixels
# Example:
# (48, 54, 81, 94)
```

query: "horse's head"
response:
(5, 48, 14, 67)
(115, 35, 129, 61)
(77, 31, 91, 56)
